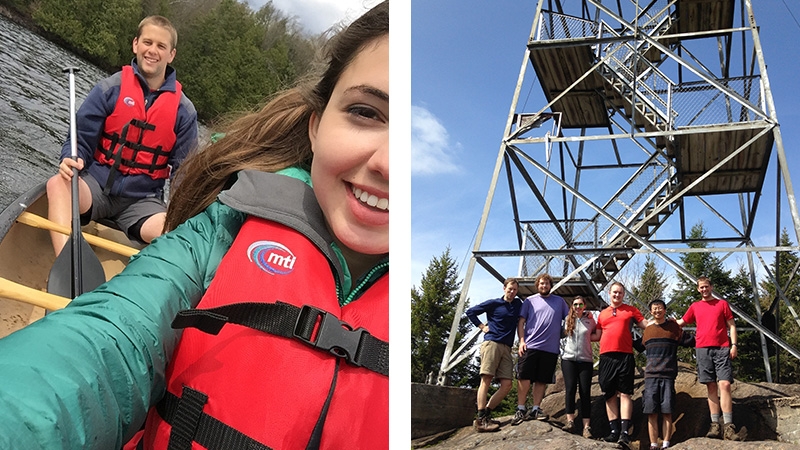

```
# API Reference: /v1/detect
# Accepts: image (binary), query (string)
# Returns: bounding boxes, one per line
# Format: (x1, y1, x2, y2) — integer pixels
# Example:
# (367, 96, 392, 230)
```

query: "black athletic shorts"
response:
(516, 349, 558, 383)
(598, 352, 635, 399)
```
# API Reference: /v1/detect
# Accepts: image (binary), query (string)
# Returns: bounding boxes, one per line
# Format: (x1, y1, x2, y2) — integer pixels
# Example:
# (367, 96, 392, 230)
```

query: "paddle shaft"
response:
(66, 67, 83, 297)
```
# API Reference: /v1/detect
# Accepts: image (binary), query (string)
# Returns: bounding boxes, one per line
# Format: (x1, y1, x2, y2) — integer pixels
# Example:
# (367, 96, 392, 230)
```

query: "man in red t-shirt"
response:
(677, 276, 745, 441)
(596, 282, 647, 445)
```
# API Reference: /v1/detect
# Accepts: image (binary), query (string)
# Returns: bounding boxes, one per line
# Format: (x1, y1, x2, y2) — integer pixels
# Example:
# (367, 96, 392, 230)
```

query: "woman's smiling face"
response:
(309, 35, 389, 257)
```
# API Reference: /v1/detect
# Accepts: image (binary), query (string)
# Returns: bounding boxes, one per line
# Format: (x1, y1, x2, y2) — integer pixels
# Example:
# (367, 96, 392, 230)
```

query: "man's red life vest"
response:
(127, 216, 389, 450)
(94, 65, 180, 180)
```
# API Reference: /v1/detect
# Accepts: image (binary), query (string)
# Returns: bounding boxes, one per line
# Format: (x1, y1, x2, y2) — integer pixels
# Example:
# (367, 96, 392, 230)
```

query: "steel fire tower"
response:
(438, 0, 800, 384)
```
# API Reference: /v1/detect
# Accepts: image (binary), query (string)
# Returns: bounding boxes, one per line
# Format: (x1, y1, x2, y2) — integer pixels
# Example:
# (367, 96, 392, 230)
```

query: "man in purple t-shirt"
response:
(511, 273, 570, 426)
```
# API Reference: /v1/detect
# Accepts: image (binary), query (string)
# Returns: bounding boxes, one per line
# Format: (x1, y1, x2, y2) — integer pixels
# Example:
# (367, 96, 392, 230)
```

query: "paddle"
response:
(47, 67, 106, 299)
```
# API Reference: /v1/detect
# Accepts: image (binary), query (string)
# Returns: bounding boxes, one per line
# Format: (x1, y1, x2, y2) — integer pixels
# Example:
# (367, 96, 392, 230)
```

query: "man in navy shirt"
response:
(466, 277, 523, 432)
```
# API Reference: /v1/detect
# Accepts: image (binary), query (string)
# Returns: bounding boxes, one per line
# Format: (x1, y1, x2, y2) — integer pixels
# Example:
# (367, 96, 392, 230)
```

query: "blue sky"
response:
(411, 1, 800, 305)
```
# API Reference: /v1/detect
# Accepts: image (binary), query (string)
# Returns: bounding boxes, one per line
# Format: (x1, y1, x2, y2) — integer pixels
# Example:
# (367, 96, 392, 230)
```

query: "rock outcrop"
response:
(413, 363, 800, 449)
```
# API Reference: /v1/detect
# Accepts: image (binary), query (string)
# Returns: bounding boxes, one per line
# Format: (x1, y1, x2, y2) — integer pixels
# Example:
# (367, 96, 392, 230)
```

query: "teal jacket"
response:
(0, 169, 388, 449)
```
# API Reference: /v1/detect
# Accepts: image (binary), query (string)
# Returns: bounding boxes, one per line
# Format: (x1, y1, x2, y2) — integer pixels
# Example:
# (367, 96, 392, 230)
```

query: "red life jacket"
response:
(94, 65, 180, 180)
(127, 216, 389, 450)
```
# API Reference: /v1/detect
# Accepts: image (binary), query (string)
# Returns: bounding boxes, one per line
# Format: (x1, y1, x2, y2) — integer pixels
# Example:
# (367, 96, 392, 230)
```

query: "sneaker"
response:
(582, 426, 592, 439)
(603, 432, 619, 442)
(473, 416, 500, 433)
(723, 423, 745, 441)
(705, 421, 722, 439)
(511, 409, 526, 426)
(618, 433, 631, 445)
(525, 407, 549, 421)
(562, 420, 575, 433)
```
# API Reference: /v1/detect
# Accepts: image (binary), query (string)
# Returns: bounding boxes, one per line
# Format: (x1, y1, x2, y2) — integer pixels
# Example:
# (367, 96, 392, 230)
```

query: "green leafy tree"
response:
(411, 248, 475, 386)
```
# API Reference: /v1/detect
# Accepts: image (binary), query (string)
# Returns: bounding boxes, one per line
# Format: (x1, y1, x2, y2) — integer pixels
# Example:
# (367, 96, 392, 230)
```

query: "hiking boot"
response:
(525, 407, 549, 421)
(603, 432, 619, 443)
(561, 419, 575, 433)
(618, 433, 631, 445)
(723, 423, 745, 441)
(473, 415, 500, 433)
(582, 426, 592, 439)
(705, 421, 722, 439)
(511, 409, 526, 426)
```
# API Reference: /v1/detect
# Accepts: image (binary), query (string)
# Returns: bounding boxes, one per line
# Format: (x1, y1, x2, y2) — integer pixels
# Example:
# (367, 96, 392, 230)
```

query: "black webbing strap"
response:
(102, 119, 165, 193)
(306, 358, 340, 450)
(103, 121, 133, 195)
(171, 302, 389, 376)
(157, 387, 272, 450)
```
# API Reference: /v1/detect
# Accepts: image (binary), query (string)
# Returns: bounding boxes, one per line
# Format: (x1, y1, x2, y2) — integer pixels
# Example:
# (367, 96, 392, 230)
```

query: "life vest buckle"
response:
(294, 305, 368, 368)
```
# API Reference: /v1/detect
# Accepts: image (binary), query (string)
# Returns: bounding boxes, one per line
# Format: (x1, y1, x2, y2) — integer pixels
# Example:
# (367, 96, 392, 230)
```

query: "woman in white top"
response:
(560, 296, 601, 438)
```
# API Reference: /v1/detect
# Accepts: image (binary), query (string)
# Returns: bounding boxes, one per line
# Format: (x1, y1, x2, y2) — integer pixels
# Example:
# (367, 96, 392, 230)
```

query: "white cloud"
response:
(411, 105, 461, 176)
(245, 0, 380, 34)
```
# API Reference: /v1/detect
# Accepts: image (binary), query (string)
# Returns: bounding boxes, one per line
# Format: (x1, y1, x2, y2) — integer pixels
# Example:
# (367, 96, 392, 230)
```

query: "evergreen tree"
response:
(32, 0, 140, 67)
(632, 256, 668, 313)
(175, 0, 287, 122)
(411, 248, 475, 386)
(759, 229, 800, 383)
(670, 222, 734, 312)
(728, 265, 765, 382)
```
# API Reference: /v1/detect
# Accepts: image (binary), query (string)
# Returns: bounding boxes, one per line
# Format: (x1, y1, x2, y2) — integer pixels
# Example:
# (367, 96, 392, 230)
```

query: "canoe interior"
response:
(0, 184, 134, 337)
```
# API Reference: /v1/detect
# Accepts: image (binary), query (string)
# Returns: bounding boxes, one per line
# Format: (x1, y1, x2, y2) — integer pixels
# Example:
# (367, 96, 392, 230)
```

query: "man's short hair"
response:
(503, 277, 518, 287)
(697, 276, 712, 286)
(138, 15, 178, 50)
(648, 299, 666, 310)
(609, 281, 625, 291)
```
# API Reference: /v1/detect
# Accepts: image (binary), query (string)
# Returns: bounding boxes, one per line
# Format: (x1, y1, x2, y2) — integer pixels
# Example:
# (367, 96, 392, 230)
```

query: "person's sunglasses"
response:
(573, 303, 584, 307)
(612, 307, 617, 316)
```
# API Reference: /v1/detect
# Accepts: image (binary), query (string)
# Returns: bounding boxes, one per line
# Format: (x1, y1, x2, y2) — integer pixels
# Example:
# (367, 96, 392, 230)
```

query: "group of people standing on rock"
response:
(466, 274, 747, 448)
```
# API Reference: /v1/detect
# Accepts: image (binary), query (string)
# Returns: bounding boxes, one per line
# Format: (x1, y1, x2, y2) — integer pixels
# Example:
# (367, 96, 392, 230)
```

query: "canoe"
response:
(0, 182, 139, 338)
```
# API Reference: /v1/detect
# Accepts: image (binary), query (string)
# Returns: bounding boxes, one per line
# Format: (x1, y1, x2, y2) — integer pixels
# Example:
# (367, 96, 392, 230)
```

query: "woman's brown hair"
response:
(564, 296, 585, 337)
(164, 1, 389, 231)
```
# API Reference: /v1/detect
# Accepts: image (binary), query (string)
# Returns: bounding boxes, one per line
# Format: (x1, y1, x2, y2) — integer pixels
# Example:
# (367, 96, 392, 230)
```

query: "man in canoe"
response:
(46, 15, 198, 255)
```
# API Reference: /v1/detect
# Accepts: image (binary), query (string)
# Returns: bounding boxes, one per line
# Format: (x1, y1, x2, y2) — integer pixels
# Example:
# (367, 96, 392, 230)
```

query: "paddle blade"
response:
(47, 236, 106, 298)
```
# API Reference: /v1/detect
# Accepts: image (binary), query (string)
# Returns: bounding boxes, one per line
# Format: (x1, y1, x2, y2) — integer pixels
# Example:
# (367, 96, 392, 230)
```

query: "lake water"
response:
(0, 14, 109, 209)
